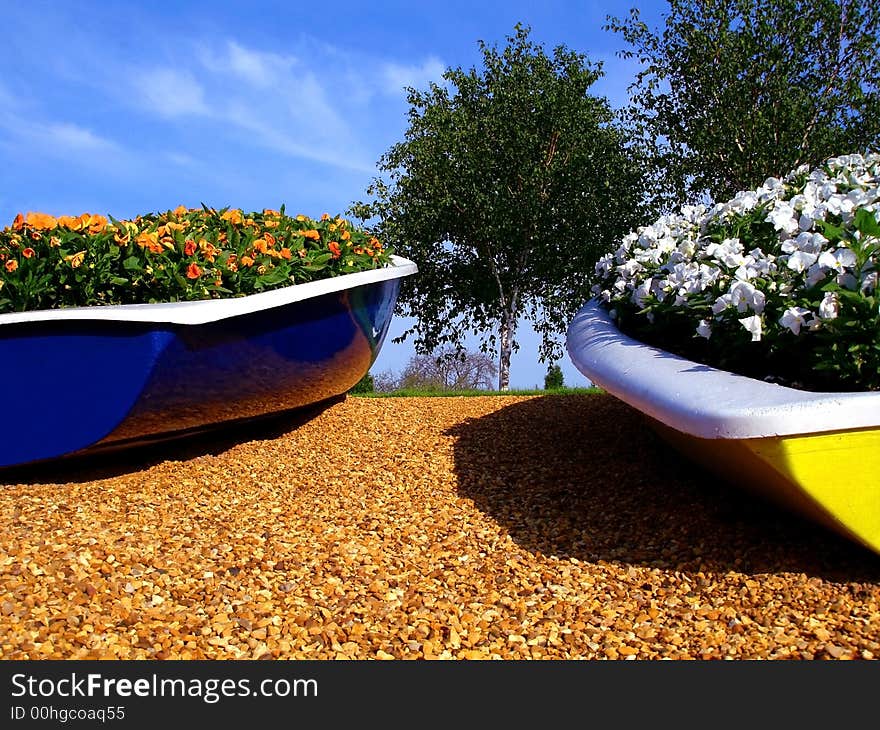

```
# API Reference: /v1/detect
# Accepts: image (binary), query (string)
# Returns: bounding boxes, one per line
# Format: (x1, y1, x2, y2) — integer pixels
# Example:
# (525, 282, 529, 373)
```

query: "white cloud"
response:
(224, 102, 372, 173)
(44, 122, 118, 151)
(165, 151, 199, 167)
(0, 113, 120, 157)
(134, 68, 210, 117)
(382, 57, 446, 95)
(222, 42, 297, 87)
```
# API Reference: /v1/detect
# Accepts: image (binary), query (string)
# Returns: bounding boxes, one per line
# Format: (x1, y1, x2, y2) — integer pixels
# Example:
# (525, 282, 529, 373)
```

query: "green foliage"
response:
(594, 154, 880, 392)
(350, 24, 647, 389)
(0, 208, 392, 313)
(544, 363, 564, 389)
(607, 0, 880, 211)
(350, 372, 375, 394)
(352, 387, 602, 398)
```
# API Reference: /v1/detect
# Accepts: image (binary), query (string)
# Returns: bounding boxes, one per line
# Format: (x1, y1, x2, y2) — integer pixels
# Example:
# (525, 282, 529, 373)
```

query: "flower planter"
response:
(0, 255, 417, 468)
(566, 299, 880, 555)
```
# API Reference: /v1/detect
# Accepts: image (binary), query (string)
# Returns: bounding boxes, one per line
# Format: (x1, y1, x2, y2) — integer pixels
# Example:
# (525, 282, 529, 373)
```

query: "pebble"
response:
(0, 395, 878, 659)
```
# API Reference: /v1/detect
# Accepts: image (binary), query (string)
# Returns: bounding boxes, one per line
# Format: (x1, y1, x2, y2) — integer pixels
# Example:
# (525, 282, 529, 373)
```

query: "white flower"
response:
(766, 201, 799, 234)
(786, 250, 818, 273)
(818, 292, 839, 320)
(739, 314, 763, 341)
(712, 280, 765, 314)
(705, 238, 745, 268)
(779, 306, 812, 335)
(805, 263, 827, 288)
(817, 247, 858, 273)
(632, 277, 654, 307)
(594, 152, 880, 386)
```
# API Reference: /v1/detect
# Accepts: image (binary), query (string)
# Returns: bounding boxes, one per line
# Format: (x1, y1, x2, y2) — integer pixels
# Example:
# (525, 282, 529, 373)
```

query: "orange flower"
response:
(353, 246, 364, 255)
(263, 208, 280, 217)
(253, 239, 268, 254)
(25, 212, 58, 230)
(5, 259, 18, 272)
(114, 230, 130, 246)
(49, 236, 61, 248)
(12, 213, 25, 230)
(22, 247, 35, 259)
(280, 247, 292, 260)
(264, 220, 279, 229)
(328, 241, 342, 259)
(341, 230, 351, 242)
(65, 251, 86, 269)
(56, 215, 78, 229)
(158, 222, 185, 236)
(173, 205, 188, 217)
(184, 240, 197, 256)
(87, 214, 108, 234)
(220, 209, 243, 225)
(136, 231, 159, 249)
(295, 214, 306, 222)
(297, 248, 307, 258)
(199, 240, 217, 262)
(369, 237, 381, 249)
(226, 254, 238, 272)
(320, 213, 330, 221)
(263, 233, 276, 247)
(148, 242, 164, 254)
(186, 263, 202, 279)
(303, 229, 321, 241)
(240, 255, 255, 267)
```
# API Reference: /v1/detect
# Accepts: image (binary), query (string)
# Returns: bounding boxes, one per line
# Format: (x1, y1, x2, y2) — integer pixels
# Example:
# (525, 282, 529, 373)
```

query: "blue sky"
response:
(1, 0, 667, 389)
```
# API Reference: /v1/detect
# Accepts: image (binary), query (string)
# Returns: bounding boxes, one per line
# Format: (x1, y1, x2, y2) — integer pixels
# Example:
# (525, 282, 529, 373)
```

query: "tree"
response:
(544, 363, 564, 390)
(607, 0, 880, 211)
(350, 24, 647, 390)
(398, 347, 498, 391)
(371, 369, 400, 393)
(350, 371, 374, 394)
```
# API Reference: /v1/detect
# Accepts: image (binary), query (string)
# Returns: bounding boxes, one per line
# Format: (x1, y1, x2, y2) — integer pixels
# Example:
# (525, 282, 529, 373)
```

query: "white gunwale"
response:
(0, 255, 417, 327)
(566, 299, 880, 440)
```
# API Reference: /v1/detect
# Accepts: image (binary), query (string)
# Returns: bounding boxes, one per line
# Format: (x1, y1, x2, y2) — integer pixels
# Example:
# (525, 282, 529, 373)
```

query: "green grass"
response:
(351, 386, 602, 398)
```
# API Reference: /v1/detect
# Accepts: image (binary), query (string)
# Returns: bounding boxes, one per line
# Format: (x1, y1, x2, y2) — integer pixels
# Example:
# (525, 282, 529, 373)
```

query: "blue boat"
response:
(0, 256, 417, 467)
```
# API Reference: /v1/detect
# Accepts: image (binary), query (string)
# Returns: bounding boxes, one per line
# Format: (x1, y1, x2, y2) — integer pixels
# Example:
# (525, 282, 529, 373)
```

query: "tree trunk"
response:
(497, 300, 517, 391)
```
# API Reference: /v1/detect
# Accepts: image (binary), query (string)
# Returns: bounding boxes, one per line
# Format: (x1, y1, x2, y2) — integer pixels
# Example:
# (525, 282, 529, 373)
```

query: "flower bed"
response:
(0, 206, 392, 313)
(592, 153, 880, 392)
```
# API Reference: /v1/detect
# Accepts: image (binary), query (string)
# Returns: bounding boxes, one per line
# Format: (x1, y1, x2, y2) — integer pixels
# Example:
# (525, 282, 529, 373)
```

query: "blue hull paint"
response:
(0, 278, 400, 467)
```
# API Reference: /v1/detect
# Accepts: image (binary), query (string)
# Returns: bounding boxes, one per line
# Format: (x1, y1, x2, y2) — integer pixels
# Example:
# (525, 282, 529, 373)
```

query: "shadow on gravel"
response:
(445, 394, 880, 581)
(0, 395, 345, 486)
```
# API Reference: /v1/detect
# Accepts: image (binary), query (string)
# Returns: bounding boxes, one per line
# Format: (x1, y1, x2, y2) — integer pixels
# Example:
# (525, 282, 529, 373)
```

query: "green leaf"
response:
(256, 267, 289, 286)
(854, 208, 880, 239)
(123, 256, 142, 271)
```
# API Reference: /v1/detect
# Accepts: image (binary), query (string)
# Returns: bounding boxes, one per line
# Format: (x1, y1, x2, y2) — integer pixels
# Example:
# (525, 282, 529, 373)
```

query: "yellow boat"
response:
(566, 300, 880, 555)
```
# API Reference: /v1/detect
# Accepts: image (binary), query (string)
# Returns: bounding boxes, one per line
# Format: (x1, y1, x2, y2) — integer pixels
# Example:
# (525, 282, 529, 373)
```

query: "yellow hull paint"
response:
(651, 422, 880, 555)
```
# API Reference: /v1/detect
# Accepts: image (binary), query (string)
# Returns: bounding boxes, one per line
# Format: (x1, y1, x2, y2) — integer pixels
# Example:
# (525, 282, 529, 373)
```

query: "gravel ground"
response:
(1, 394, 878, 660)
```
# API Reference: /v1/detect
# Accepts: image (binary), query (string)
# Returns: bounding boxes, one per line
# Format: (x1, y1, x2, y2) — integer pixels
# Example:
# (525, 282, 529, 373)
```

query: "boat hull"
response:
(0, 258, 416, 467)
(566, 299, 880, 555)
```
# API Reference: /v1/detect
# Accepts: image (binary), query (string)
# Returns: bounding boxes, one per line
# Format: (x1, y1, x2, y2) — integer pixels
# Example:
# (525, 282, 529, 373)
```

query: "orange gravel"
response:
(1, 394, 878, 660)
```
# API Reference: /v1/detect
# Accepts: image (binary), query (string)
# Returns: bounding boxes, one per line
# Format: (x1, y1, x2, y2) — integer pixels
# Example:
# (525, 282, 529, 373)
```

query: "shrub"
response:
(350, 372, 375, 394)
(593, 153, 880, 392)
(544, 363, 564, 389)
(0, 206, 393, 313)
